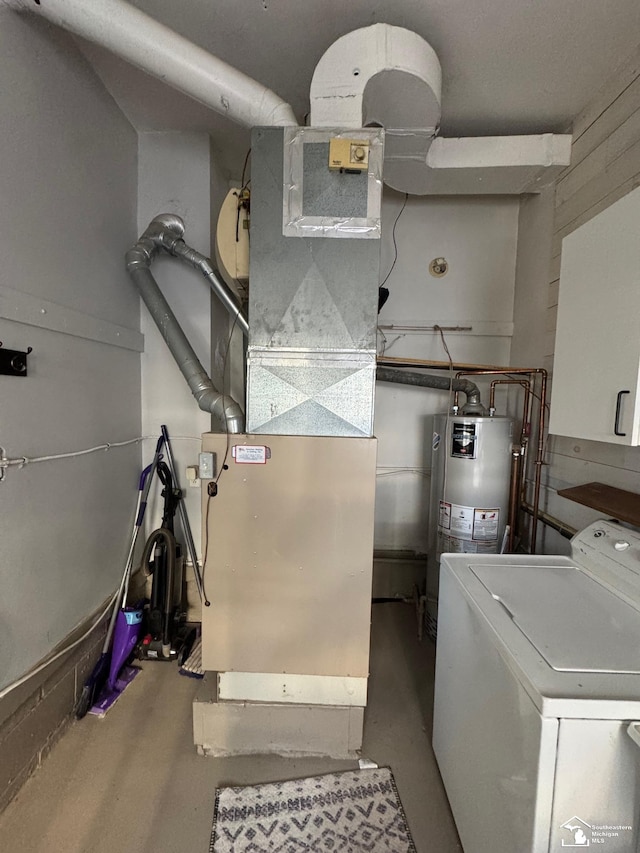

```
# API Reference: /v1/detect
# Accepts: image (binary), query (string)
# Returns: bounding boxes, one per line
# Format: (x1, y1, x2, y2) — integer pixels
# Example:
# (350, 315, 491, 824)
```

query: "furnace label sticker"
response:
(232, 445, 271, 464)
(450, 504, 474, 537)
(472, 508, 500, 541)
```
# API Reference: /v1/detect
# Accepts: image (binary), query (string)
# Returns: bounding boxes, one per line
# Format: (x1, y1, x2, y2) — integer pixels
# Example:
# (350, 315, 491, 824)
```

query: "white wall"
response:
(0, 13, 139, 689)
(138, 132, 226, 565)
(374, 192, 520, 552)
(512, 45, 640, 555)
(511, 188, 555, 369)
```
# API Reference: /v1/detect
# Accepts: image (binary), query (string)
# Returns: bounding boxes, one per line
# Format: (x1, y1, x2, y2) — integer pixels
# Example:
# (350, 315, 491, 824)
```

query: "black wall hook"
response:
(0, 343, 33, 377)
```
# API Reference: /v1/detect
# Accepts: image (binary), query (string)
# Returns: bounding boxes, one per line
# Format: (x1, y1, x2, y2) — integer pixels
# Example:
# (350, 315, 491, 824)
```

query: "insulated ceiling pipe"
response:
(376, 366, 486, 416)
(126, 215, 244, 433)
(8, 0, 297, 128)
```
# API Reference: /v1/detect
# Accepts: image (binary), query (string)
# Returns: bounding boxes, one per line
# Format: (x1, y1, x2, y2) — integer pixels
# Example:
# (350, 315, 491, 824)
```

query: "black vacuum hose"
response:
(140, 528, 176, 658)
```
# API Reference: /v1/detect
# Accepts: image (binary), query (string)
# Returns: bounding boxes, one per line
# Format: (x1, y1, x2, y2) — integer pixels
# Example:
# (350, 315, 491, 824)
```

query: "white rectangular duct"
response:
(311, 23, 572, 195)
(411, 133, 573, 194)
(11, 5, 571, 195)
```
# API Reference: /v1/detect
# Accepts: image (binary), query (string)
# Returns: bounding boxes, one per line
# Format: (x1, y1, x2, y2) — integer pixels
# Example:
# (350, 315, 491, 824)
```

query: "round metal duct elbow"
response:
(376, 367, 486, 415)
(126, 254, 245, 433)
(195, 388, 244, 435)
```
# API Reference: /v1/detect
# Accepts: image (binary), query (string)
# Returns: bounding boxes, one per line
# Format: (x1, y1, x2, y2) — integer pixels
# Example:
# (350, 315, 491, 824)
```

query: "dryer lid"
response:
(471, 563, 640, 674)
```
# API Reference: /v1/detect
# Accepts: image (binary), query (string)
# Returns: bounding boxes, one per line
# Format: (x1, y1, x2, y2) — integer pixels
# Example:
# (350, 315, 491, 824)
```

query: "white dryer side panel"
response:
(433, 565, 558, 853)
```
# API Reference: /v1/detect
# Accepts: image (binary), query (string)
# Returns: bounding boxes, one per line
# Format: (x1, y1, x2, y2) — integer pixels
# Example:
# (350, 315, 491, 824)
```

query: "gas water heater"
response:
(430, 412, 513, 560)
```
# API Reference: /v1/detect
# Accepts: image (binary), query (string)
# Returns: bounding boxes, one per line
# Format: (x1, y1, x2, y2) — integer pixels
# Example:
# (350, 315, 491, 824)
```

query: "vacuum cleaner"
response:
(136, 459, 188, 661)
(75, 438, 164, 718)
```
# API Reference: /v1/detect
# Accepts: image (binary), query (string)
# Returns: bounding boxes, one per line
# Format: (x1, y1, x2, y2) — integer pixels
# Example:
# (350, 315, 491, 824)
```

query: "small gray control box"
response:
(198, 451, 216, 479)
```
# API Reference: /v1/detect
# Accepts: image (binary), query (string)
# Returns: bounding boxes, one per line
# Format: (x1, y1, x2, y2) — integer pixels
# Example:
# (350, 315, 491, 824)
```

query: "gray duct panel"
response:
(247, 355, 376, 436)
(247, 127, 381, 436)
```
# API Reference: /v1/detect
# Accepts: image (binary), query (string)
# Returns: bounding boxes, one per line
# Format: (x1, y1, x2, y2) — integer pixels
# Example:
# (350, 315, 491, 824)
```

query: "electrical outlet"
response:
(186, 466, 201, 488)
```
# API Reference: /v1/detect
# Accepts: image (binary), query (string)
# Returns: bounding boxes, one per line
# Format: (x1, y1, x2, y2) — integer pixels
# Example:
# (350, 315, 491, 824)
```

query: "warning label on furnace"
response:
(472, 508, 500, 541)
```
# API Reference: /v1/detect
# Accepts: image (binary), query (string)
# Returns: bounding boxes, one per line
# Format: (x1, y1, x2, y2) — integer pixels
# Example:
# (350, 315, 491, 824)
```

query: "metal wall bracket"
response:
(0, 343, 32, 376)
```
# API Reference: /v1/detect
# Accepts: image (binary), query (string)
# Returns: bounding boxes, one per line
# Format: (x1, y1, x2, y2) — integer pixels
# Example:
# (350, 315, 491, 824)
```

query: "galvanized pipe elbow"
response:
(195, 388, 245, 434)
(376, 366, 486, 415)
(126, 219, 245, 433)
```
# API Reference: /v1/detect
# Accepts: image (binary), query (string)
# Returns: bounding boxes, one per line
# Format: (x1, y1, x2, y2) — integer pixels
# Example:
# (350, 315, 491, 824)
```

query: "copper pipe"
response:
(452, 367, 548, 554)
(489, 379, 531, 441)
(508, 447, 522, 551)
(532, 370, 548, 554)
(491, 380, 532, 551)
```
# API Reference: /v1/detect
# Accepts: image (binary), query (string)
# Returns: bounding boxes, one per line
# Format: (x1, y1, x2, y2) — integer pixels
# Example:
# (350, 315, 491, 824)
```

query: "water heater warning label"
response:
(438, 501, 451, 529)
(450, 504, 474, 536)
(473, 508, 500, 541)
(437, 504, 501, 552)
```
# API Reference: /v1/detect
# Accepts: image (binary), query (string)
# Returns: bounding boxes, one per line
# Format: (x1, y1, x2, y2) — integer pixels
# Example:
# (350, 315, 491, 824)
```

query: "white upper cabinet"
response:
(549, 186, 640, 445)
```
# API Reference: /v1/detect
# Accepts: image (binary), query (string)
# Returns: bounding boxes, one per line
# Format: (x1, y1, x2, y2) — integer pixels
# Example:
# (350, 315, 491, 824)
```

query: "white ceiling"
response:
(78, 0, 640, 179)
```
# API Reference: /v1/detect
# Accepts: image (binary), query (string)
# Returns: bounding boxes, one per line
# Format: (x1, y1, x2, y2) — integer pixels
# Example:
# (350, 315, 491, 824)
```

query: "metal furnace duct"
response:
(246, 127, 383, 437)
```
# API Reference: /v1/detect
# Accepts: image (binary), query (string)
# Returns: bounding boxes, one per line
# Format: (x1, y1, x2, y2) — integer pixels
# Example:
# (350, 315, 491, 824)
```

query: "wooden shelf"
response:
(557, 482, 640, 527)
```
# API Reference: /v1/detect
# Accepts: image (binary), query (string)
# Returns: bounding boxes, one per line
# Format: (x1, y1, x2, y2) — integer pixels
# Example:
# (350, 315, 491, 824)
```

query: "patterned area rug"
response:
(209, 767, 416, 852)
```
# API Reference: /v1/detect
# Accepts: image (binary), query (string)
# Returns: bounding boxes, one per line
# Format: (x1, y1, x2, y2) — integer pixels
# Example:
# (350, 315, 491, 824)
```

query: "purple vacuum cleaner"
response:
(108, 608, 144, 689)
(78, 437, 164, 718)
(89, 608, 144, 716)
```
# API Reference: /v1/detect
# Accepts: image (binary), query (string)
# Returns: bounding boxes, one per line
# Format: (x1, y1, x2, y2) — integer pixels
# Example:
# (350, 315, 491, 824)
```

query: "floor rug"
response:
(209, 766, 416, 852)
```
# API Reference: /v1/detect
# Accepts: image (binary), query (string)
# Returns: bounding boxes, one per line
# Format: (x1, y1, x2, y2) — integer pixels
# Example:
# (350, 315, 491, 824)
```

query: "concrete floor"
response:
(0, 603, 461, 853)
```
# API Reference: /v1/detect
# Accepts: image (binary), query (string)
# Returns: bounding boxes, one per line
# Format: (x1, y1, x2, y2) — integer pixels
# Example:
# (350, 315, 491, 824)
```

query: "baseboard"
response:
(0, 603, 109, 814)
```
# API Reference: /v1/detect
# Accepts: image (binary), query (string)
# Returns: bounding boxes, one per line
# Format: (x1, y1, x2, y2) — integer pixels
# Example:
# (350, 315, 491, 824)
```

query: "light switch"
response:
(199, 451, 216, 479)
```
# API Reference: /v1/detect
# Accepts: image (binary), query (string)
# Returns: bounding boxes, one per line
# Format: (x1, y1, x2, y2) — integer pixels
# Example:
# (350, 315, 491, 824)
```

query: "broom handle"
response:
(103, 436, 164, 650)
(160, 424, 204, 602)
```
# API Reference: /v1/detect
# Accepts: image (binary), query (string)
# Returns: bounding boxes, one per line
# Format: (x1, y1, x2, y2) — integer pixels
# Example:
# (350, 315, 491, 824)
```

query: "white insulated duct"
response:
(310, 24, 442, 134)
(311, 23, 571, 195)
(8, 0, 297, 128)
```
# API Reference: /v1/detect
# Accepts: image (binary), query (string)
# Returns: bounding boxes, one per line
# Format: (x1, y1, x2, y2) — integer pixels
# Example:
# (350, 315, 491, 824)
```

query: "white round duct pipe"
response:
(310, 24, 442, 194)
(8, 0, 297, 128)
